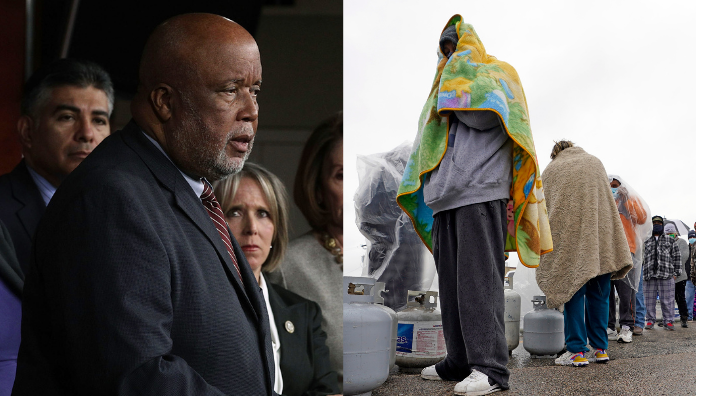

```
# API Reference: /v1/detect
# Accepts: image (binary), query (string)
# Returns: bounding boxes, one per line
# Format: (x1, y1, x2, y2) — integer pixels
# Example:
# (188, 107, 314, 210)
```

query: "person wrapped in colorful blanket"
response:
(400, 15, 553, 396)
(643, 217, 681, 331)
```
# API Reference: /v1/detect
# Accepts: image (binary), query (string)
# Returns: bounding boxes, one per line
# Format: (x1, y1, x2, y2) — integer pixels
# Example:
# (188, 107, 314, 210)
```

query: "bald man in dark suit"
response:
(13, 14, 275, 396)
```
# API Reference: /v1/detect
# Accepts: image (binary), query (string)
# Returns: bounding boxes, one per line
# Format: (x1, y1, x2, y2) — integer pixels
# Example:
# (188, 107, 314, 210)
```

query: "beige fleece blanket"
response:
(537, 147, 633, 308)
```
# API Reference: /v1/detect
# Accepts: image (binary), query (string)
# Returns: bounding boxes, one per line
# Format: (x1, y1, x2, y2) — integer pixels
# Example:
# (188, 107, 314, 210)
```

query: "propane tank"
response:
(372, 282, 399, 372)
(523, 295, 565, 356)
(504, 271, 521, 353)
(343, 276, 392, 396)
(395, 291, 446, 372)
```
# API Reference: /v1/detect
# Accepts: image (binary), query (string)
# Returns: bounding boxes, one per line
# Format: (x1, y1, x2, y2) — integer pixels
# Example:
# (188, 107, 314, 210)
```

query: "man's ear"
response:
(17, 115, 35, 149)
(150, 84, 174, 122)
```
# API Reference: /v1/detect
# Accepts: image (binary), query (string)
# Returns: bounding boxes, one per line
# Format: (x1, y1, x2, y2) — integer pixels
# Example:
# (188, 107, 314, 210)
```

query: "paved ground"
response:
(371, 321, 696, 395)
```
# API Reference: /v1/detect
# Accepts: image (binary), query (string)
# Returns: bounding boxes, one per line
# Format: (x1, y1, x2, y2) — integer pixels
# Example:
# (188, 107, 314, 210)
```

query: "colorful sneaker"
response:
(644, 322, 654, 330)
(583, 346, 609, 363)
(593, 348, 609, 363)
(606, 328, 618, 341)
(617, 326, 632, 343)
(420, 365, 442, 381)
(453, 370, 502, 395)
(555, 350, 589, 367)
(665, 322, 675, 331)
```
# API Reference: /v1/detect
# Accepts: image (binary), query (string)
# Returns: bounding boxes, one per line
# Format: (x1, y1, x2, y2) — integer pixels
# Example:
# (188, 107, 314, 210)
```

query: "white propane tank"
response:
(372, 282, 399, 372)
(523, 295, 565, 357)
(504, 271, 521, 353)
(395, 290, 446, 372)
(343, 276, 392, 396)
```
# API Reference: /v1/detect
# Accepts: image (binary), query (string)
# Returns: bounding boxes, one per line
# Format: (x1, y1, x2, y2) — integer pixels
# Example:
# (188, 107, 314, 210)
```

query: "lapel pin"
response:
(285, 320, 295, 333)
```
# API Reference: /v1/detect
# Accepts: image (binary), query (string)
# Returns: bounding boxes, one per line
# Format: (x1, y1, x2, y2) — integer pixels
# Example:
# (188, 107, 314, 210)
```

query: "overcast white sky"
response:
(343, 0, 700, 277)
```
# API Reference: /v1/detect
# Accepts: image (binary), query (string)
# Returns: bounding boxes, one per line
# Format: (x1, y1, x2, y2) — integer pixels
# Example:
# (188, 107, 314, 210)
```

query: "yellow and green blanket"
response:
(396, 15, 552, 267)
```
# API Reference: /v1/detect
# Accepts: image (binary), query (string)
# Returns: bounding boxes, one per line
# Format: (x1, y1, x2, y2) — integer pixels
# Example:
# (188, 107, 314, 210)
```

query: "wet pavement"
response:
(371, 321, 696, 395)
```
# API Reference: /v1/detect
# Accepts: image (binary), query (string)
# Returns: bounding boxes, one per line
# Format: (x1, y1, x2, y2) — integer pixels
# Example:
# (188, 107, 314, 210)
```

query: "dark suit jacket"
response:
(267, 280, 339, 396)
(13, 121, 276, 396)
(0, 159, 46, 282)
(0, 219, 23, 297)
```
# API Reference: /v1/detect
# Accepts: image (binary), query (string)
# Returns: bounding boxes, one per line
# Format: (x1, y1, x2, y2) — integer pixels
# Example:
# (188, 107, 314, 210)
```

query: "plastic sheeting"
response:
(354, 142, 437, 311)
(512, 261, 546, 330)
(608, 174, 653, 292)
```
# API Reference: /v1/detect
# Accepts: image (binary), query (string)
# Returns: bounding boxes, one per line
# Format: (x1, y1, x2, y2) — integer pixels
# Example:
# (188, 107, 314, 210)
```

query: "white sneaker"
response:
(420, 365, 442, 381)
(606, 328, 618, 341)
(554, 350, 589, 367)
(617, 326, 633, 343)
(453, 370, 502, 395)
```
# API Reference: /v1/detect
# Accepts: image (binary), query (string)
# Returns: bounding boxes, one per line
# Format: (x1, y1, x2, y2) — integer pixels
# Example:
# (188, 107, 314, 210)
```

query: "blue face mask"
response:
(690, 238, 696, 244)
(611, 187, 618, 199)
(652, 224, 664, 235)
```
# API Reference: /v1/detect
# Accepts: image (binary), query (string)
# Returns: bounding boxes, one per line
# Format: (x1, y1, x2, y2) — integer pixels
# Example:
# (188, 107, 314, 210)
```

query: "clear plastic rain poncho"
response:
(354, 141, 437, 311)
(608, 174, 653, 292)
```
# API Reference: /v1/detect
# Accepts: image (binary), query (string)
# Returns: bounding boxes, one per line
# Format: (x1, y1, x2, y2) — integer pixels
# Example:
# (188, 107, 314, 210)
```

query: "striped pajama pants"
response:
(644, 278, 676, 324)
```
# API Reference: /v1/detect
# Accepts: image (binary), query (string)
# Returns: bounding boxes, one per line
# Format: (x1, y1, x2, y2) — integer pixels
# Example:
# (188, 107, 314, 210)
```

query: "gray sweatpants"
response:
(432, 200, 509, 389)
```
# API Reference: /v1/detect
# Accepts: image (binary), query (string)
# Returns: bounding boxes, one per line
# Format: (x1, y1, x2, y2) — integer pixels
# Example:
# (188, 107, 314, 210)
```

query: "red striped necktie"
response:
(200, 181, 243, 282)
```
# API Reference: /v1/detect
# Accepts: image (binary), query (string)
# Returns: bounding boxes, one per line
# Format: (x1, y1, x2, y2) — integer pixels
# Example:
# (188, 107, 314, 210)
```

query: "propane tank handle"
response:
(530, 295, 548, 309)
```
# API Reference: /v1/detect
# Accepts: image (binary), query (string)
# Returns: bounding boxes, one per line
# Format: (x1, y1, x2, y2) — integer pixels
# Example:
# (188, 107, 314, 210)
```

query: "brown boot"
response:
(633, 326, 643, 335)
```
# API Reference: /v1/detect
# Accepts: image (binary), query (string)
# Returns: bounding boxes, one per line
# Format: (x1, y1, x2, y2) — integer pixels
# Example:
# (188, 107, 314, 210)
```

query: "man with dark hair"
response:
(13, 14, 275, 395)
(0, 60, 112, 395)
(0, 58, 113, 273)
(643, 216, 681, 331)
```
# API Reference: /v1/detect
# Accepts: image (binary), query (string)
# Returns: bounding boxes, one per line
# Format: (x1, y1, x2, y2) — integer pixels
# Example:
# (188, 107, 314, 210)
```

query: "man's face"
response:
(167, 41, 262, 181)
(21, 85, 110, 187)
(610, 180, 621, 188)
(442, 41, 456, 58)
(653, 220, 663, 227)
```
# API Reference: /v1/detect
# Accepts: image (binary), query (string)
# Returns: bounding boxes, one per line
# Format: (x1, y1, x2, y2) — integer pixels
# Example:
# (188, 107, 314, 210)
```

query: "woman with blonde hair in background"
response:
(214, 162, 339, 396)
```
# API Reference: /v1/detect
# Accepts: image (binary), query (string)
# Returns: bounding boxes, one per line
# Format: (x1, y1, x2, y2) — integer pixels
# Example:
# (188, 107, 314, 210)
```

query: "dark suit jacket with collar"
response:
(266, 278, 338, 396)
(0, 159, 46, 284)
(13, 120, 276, 396)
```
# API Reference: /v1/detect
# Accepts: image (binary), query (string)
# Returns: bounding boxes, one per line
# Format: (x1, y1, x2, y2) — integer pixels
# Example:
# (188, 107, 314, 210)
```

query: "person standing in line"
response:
(685, 229, 696, 321)
(667, 225, 691, 327)
(397, 15, 552, 395)
(643, 217, 681, 331)
(606, 175, 649, 341)
(536, 142, 632, 367)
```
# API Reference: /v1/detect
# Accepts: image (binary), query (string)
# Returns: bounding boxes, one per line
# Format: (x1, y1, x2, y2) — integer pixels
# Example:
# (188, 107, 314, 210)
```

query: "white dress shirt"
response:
(259, 275, 283, 394)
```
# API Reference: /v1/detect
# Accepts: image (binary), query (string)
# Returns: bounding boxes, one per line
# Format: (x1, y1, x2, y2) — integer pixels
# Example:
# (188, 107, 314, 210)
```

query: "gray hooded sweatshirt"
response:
(423, 110, 513, 215)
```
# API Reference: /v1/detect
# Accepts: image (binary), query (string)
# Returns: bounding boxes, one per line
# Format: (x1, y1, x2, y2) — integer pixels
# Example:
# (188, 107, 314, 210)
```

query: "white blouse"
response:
(259, 275, 283, 394)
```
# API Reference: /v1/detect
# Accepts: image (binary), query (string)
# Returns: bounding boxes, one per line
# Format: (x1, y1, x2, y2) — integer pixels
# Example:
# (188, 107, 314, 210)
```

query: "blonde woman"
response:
(214, 162, 339, 396)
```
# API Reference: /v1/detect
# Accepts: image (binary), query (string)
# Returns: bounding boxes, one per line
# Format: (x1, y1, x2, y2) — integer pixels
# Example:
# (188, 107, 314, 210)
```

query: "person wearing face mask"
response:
(606, 176, 649, 341)
(666, 225, 691, 327)
(685, 229, 696, 320)
(643, 216, 681, 331)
